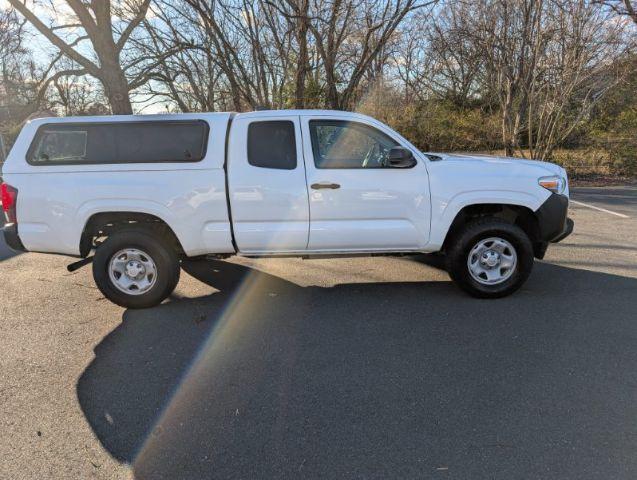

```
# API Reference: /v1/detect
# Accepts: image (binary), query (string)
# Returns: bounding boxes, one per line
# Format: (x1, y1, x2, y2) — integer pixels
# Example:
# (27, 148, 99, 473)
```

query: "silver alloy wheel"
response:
(108, 248, 158, 295)
(467, 237, 517, 286)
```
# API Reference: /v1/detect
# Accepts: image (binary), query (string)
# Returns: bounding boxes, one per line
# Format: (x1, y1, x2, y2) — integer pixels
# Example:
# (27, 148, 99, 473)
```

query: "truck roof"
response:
(24, 109, 378, 126)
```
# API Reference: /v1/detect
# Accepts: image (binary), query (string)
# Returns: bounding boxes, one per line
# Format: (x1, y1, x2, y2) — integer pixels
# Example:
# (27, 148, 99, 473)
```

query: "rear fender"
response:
(76, 200, 189, 255)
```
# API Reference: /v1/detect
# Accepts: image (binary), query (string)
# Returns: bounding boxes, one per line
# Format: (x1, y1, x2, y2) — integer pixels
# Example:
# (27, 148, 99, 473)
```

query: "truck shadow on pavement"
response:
(78, 258, 637, 480)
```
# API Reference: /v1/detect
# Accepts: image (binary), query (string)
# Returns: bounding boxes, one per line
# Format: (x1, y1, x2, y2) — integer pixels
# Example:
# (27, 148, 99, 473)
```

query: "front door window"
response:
(309, 120, 399, 169)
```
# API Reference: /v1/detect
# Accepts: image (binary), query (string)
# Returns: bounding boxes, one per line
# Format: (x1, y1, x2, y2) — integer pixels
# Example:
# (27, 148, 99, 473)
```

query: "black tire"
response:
(92, 229, 180, 308)
(445, 218, 534, 299)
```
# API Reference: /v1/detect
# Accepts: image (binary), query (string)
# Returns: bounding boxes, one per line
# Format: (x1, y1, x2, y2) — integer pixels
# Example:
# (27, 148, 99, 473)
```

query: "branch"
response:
(37, 68, 88, 104)
(51, 23, 83, 31)
(623, 0, 637, 22)
(7, 0, 100, 76)
(127, 45, 189, 90)
(116, 0, 151, 52)
(65, 0, 99, 38)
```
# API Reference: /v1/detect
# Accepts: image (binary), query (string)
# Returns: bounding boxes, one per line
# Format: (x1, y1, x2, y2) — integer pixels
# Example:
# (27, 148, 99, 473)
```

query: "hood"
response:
(427, 153, 566, 177)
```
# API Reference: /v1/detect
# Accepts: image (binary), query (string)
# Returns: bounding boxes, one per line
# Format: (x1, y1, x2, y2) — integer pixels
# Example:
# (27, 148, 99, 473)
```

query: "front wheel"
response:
(92, 229, 180, 308)
(446, 219, 534, 298)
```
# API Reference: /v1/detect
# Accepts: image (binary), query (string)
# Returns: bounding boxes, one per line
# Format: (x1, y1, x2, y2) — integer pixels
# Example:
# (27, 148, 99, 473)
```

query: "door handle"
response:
(311, 182, 340, 190)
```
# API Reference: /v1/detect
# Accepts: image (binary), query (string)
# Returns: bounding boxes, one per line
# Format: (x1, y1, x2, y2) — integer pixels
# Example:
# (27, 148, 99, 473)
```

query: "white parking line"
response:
(570, 199, 630, 218)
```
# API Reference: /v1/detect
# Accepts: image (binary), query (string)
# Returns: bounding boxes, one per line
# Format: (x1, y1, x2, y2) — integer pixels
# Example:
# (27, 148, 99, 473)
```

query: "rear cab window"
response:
(27, 120, 209, 165)
(247, 121, 297, 170)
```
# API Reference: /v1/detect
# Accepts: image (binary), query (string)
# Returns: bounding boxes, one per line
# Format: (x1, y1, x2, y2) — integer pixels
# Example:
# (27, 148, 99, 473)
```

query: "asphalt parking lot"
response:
(1, 185, 636, 480)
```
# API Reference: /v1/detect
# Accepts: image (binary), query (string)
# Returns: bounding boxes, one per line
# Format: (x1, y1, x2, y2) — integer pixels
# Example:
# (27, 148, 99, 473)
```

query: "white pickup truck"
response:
(1, 110, 573, 308)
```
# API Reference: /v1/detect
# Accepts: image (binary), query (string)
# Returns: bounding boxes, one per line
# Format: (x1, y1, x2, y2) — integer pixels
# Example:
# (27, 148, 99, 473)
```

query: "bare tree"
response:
(425, 4, 485, 107)
(306, 0, 436, 110)
(445, 0, 627, 159)
(0, 8, 45, 136)
(524, 0, 628, 159)
(268, 0, 312, 108)
(44, 58, 109, 115)
(2, 0, 633, 170)
(138, 0, 433, 112)
(8, 0, 153, 114)
(266, 0, 436, 109)
(593, 0, 637, 23)
(171, 0, 294, 110)
(132, 0, 229, 112)
(463, 0, 548, 156)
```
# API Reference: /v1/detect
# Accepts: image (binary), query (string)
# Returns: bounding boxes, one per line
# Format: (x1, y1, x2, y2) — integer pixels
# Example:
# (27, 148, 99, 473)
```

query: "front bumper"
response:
(535, 193, 573, 243)
(1, 223, 27, 252)
(551, 217, 574, 243)
(532, 193, 573, 259)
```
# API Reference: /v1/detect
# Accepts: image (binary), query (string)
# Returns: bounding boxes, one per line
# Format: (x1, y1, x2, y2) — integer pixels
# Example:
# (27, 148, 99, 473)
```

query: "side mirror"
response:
(388, 147, 416, 168)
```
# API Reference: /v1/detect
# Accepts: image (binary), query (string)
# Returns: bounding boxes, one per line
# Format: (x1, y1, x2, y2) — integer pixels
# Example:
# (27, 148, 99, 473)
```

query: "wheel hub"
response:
(481, 250, 500, 268)
(125, 260, 145, 279)
(467, 237, 518, 286)
(108, 248, 158, 296)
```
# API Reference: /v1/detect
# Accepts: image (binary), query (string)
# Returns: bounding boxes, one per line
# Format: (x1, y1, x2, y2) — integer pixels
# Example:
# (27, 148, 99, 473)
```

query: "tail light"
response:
(1, 183, 18, 223)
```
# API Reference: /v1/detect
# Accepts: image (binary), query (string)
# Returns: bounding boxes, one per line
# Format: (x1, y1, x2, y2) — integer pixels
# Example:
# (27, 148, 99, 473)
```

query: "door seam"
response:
(298, 115, 312, 250)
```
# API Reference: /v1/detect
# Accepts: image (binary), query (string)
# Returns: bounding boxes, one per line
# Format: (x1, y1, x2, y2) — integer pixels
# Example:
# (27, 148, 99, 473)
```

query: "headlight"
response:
(538, 175, 567, 195)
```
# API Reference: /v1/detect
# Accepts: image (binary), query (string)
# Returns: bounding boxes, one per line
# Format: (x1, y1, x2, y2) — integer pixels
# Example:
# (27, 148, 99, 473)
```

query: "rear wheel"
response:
(446, 218, 534, 298)
(92, 229, 180, 308)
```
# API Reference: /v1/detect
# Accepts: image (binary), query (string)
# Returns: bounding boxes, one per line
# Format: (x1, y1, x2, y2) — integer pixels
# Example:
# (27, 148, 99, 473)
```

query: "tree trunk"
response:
(324, 61, 340, 109)
(501, 86, 515, 156)
(228, 77, 243, 111)
(95, 40, 133, 114)
(294, 0, 310, 109)
(102, 72, 133, 114)
(502, 112, 515, 156)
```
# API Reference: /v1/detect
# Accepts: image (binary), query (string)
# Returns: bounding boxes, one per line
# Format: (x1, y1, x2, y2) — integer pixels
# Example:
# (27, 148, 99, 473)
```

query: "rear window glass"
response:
(247, 121, 297, 170)
(28, 120, 209, 165)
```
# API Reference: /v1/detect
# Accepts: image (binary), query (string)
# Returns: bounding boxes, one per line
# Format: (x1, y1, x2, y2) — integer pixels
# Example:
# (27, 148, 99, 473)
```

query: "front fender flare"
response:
(427, 189, 549, 251)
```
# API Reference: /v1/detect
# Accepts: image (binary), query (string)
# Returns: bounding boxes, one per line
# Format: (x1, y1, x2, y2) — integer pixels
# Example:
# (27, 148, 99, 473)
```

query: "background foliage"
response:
(1, 0, 636, 176)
